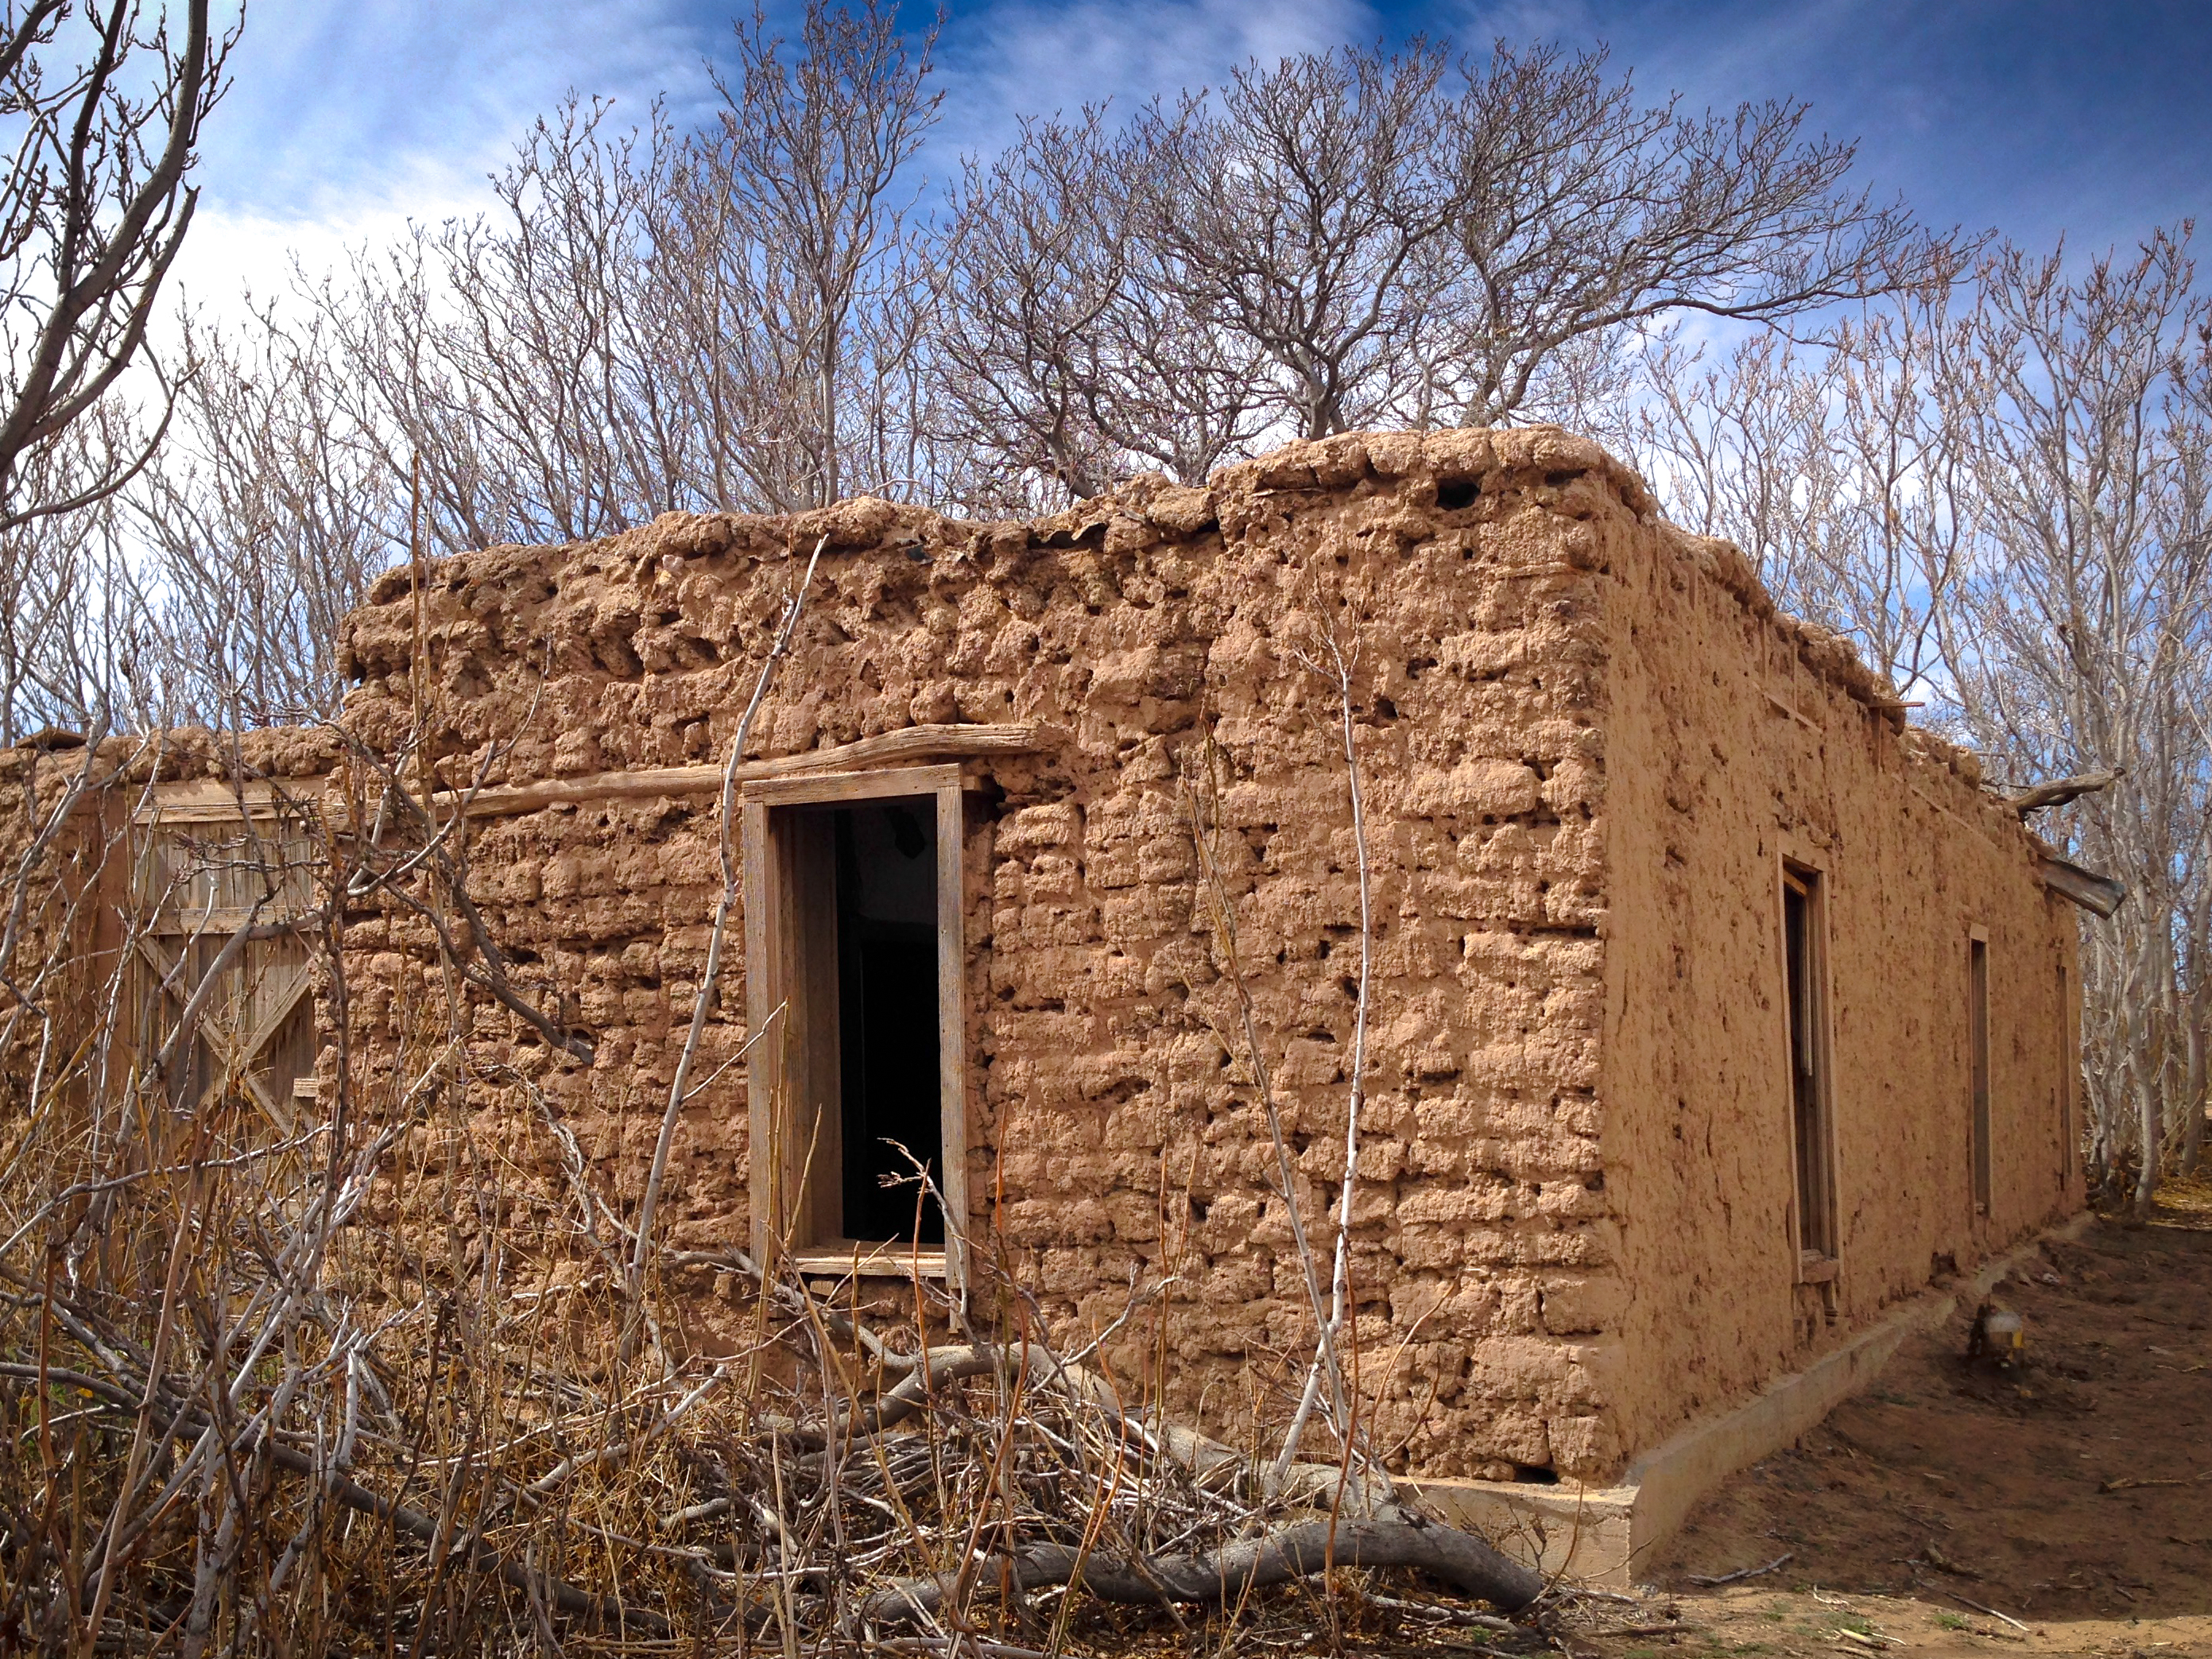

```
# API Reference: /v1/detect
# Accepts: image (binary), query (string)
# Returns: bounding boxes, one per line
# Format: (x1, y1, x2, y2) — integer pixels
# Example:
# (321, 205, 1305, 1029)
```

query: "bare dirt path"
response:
(1610, 1178, 2212, 1658)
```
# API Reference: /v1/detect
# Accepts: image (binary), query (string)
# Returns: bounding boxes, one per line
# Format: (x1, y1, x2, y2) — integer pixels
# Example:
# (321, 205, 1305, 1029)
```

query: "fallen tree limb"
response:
(2007, 769, 2121, 815)
(858, 1514, 1545, 1626)
(1687, 1551, 1792, 1587)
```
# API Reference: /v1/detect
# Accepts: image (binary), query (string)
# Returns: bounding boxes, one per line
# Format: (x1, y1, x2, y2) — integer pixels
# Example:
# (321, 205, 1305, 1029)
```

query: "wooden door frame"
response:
(742, 762, 971, 1288)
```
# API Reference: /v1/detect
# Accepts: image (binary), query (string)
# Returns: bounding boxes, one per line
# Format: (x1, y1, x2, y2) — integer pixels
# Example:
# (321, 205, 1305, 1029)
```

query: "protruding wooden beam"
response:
(130, 722, 1048, 826)
(2037, 854, 2126, 917)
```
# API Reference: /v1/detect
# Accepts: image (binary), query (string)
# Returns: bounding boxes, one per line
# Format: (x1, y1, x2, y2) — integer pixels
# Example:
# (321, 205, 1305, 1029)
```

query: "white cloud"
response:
(929, 0, 1380, 162)
(165, 0, 1393, 323)
(166, 0, 724, 325)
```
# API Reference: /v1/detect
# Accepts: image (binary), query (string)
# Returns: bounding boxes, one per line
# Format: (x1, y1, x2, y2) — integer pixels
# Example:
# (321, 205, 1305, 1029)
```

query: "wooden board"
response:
(742, 762, 963, 808)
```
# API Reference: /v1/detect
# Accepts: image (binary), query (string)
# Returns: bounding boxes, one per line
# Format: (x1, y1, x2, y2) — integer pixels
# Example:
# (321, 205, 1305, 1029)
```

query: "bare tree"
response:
(934, 38, 1950, 496)
(1930, 231, 2212, 1212)
(930, 106, 1271, 502)
(0, 0, 234, 530)
(1138, 43, 1470, 444)
(1633, 287, 1974, 702)
(710, 0, 939, 507)
(1441, 41, 1951, 428)
(0, 409, 157, 742)
(133, 308, 401, 727)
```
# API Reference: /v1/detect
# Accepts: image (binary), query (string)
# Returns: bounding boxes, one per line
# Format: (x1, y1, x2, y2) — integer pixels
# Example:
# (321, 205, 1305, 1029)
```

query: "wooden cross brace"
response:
(134, 932, 310, 1133)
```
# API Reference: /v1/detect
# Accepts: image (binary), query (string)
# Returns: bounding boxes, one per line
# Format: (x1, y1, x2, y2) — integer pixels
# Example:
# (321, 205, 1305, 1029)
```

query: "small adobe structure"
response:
(15, 426, 2099, 1569)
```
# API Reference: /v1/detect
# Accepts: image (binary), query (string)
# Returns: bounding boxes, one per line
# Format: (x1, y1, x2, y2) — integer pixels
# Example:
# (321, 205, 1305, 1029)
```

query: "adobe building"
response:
(11, 426, 2100, 1578)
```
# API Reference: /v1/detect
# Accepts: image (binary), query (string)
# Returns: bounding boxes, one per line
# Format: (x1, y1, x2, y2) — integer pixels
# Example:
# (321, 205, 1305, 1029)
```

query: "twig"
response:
(629, 533, 827, 1309)
(1687, 1551, 1793, 1587)
(1935, 1590, 2031, 1633)
(1275, 606, 1380, 1498)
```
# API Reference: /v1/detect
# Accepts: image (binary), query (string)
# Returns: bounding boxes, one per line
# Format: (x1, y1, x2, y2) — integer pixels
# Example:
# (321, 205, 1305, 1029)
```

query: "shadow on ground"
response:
(1621, 1183, 2212, 1656)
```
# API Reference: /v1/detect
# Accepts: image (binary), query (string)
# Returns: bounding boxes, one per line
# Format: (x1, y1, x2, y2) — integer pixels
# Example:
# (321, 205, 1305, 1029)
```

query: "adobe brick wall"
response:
(331, 427, 1641, 1480)
(1595, 524, 2082, 1459)
(2, 428, 2078, 1488)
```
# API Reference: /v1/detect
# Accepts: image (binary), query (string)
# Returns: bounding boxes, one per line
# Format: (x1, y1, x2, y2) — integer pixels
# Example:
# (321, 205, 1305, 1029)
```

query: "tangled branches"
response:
(0, 723, 1546, 1654)
(0, 1170, 1542, 1653)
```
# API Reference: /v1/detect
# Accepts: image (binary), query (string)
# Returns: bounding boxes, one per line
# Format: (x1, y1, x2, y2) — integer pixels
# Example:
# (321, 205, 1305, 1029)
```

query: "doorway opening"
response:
(829, 800, 943, 1243)
(744, 763, 967, 1268)
(1783, 863, 1836, 1263)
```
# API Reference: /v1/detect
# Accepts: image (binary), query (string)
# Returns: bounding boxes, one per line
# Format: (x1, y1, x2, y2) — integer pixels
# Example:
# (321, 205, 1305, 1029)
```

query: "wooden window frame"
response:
(742, 762, 970, 1285)
(1969, 925, 1992, 1218)
(1778, 850, 1840, 1277)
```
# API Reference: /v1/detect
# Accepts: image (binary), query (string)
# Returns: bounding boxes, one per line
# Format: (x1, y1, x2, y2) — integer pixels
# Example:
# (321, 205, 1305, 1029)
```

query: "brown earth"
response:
(1606, 1178, 2212, 1657)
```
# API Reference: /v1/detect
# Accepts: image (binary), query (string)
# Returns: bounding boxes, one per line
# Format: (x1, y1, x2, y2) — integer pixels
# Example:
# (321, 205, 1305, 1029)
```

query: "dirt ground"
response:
(1596, 1176, 2212, 1659)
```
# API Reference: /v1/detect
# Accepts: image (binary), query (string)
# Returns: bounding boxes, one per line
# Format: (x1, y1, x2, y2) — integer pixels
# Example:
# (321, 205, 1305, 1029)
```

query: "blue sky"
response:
(169, 0, 2212, 311)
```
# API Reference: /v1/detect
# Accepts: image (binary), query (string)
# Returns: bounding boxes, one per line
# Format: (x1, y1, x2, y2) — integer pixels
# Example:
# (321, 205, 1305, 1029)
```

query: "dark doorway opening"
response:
(832, 802, 943, 1243)
(1970, 935, 1991, 1215)
(1784, 866, 1834, 1258)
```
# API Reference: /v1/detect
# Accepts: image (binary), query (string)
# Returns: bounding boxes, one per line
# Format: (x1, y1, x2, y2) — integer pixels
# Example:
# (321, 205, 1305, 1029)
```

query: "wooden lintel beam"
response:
(432, 722, 1044, 819)
(121, 723, 1048, 827)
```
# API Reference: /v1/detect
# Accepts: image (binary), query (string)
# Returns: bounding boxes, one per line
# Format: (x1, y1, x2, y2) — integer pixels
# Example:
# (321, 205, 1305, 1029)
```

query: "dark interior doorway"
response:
(1784, 866, 1834, 1258)
(831, 802, 943, 1243)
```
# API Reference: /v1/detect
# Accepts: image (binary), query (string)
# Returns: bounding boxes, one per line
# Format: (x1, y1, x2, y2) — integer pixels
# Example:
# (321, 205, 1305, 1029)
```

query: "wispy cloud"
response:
(931, 0, 1378, 160)
(172, 0, 725, 312)
(161, 0, 2212, 328)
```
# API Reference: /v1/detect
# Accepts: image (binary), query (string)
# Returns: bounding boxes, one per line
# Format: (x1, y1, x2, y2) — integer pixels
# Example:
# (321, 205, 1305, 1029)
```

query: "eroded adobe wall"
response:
(1594, 525, 2082, 1461)
(333, 428, 1648, 1481)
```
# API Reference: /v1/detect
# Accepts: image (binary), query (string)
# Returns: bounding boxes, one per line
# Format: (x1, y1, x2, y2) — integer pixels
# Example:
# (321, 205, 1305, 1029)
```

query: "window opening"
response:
(1783, 866, 1834, 1259)
(1970, 935, 1991, 1215)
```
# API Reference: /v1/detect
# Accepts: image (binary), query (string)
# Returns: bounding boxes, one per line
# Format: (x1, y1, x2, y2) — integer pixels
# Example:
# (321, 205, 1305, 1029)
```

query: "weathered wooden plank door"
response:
(129, 785, 322, 1128)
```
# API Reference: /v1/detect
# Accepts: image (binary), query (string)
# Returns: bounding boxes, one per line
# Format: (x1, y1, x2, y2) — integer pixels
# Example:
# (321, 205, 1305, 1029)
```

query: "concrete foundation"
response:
(1408, 1211, 2096, 1587)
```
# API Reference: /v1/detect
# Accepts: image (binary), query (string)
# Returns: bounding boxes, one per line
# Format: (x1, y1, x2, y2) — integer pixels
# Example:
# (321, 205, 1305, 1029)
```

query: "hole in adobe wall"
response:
(1339, 976, 1359, 1001)
(1190, 1196, 1210, 1222)
(1513, 1464, 1559, 1485)
(1405, 656, 1435, 680)
(1317, 938, 1332, 959)
(1543, 471, 1575, 488)
(1372, 694, 1397, 722)
(1435, 479, 1478, 511)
